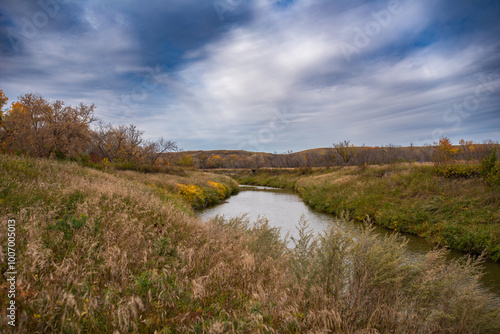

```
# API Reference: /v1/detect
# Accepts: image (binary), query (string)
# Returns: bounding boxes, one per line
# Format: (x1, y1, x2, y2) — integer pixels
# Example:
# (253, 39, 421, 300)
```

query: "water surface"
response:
(199, 186, 500, 294)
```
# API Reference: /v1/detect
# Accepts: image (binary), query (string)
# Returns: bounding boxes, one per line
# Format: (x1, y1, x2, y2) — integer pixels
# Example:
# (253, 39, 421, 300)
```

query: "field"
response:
(1, 155, 499, 333)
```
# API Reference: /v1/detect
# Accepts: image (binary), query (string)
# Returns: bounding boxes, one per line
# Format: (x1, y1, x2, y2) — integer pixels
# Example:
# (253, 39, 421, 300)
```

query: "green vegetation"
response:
(1, 155, 499, 332)
(114, 169, 239, 210)
(235, 161, 500, 262)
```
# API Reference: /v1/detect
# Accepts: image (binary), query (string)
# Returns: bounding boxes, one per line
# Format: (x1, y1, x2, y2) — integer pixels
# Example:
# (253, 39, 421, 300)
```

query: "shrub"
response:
(176, 183, 206, 208)
(480, 148, 498, 176)
(433, 137, 459, 164)
(433, 162, 480, 178)
(486, 161, 500, 185)
(207, 181, 230, 200)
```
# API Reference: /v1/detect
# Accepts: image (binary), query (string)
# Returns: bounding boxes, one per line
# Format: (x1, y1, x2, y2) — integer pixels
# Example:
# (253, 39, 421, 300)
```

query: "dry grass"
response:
(1, 155, 499, 333)
(235, 164, 500, 261)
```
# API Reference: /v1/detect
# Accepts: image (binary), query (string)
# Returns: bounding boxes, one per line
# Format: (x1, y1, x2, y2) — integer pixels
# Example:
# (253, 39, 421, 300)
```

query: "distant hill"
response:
(162, 143, 499, 169)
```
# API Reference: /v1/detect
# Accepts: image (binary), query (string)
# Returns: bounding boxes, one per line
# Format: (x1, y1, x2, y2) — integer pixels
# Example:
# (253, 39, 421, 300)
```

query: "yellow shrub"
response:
(176, 183, 205, 207)
(207, 181, 229, 199)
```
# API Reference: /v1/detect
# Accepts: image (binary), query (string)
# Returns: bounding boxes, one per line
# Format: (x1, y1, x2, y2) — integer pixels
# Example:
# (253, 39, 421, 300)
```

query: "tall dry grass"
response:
(1, 155, 499, 333)
(280, 215, 500, 333)
(235, 164, 500, 261)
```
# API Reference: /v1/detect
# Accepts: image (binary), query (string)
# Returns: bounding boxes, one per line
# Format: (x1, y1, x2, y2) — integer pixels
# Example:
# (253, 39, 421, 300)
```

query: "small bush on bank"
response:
(433, 162, 480, 178)
(481, 149, 500, 185)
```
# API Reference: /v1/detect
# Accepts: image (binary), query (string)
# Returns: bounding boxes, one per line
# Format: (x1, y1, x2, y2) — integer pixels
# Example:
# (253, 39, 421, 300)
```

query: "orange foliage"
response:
(2, 93, 95, 158)
(0, 90, 8, 111)
(434, 137, 458, 164)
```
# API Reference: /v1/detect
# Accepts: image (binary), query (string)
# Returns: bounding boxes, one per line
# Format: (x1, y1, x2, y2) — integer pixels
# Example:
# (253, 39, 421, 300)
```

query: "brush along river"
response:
(199, 185, 500, 295)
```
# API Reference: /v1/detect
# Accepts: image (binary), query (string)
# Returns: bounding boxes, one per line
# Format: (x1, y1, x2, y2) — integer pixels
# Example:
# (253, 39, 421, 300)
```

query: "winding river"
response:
(199, 185, 500, 294)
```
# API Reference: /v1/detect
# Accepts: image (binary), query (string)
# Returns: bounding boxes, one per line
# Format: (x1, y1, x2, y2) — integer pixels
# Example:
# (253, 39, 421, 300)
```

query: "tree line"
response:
(164, 139, 498, 169)
(0, 91, 177, 168)
(1, 90, 497, 171)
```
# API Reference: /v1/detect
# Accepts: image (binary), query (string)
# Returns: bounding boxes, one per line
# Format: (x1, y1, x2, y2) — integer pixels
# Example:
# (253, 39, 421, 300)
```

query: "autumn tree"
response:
(198, 154, 209, 169)
(92, 121, 117, 161)
(384, 143, 401, 164)
(91, 122, 142, 162)
(457, 139, 474, 160)
(2, 93, 95, 158)
(433, 137, 458, 164)
(0, 90, 7, 114)
(333, 140, 357, 165)
(90, 121, 177, 166)
(229, 154, 237, 168)
(175, 153, 195, 167)
(0, 90, 9, 146)
(207, 155, 223, 168)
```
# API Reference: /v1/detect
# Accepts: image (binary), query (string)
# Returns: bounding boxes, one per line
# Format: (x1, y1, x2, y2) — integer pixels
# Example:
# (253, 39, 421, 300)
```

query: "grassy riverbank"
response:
(235, 163, 500, 262)
(1, 156, 499, 332)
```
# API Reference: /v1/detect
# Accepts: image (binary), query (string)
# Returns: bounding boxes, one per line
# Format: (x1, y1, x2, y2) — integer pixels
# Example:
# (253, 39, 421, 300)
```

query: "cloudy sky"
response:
(1, 0, 499, 152)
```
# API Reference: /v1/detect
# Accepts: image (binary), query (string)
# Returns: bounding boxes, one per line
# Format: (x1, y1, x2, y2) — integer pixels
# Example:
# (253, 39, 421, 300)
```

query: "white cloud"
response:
(157, 0, 499, 150)
(2, 0, 499, 151)
(2, 8, 143, 119)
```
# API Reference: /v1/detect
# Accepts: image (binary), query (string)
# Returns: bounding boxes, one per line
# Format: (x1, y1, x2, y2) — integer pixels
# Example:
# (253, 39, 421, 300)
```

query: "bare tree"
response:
(333, 140, 357, 165)
(91, 121, 177, 166)
(144, 137, 178, 166)
(91, 121, 114, 160)
(0, 90, 10, 145)
(91, 123, 144, 162)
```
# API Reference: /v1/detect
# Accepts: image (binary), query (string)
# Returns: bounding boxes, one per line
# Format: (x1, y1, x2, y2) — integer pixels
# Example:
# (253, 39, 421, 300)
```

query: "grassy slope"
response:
(236, 164, 500, 261)
(0, 156, 259, 332)
(114, 169, 239, 210)
(1, 156, 499, 333)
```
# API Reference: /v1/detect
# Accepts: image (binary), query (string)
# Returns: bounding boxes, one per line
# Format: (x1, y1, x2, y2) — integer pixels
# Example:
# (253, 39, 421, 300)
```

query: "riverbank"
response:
(233, 164, 500, 261)
(1, 155, 499, 332)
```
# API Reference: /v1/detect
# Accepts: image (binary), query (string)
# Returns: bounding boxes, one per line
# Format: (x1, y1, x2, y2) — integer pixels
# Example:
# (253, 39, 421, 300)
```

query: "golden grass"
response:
(1, 155, 499, 333)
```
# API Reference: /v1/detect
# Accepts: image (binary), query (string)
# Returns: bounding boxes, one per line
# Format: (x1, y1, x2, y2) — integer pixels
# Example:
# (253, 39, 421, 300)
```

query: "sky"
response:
(1, 0, 499, 153)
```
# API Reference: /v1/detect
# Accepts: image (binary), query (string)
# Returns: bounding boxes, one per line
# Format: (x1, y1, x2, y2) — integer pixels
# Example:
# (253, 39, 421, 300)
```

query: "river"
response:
(198, 185, 500, 294)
